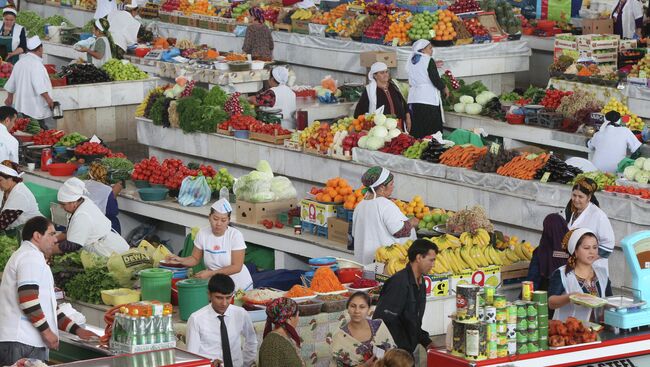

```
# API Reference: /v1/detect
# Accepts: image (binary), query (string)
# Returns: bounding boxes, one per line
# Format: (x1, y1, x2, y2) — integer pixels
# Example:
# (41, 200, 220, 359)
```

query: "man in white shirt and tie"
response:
(186, 274, 258, 367)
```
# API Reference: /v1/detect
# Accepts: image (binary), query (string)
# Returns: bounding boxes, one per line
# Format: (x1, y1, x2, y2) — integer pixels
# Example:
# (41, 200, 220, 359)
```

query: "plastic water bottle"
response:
(219, 187, 229, 201)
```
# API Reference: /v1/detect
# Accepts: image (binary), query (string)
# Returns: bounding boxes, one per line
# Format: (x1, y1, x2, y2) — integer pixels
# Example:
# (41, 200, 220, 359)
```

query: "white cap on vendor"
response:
(567, 228, 595, 255)
(27, 36, 42, 51)
(58, 177, 89, 203)
(2, 7, 17, 16)
(0, 164, 22, 178)
(271, 66, 289, 85)
(125, 0, 139, 9)
(412, 39, 431, 53)
(211, 198, 233, 214)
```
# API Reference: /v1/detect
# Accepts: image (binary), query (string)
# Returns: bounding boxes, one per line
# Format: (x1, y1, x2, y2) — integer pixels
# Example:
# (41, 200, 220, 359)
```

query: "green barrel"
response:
(177, 278, 210, 321)
(140, 268, 173, 303)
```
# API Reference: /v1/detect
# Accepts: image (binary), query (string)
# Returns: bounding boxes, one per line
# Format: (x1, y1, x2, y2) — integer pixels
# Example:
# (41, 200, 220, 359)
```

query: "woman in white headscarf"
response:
(78, 18, 113, 68)
(352, 166, 418, 265)
(0, 161, 40, 235)
(249, 66, 297, 130)
(55, 177, 129, 257)
(406, 39, 448, 139)
(164, 198, 253, 291)
(354, 62, 410, 131)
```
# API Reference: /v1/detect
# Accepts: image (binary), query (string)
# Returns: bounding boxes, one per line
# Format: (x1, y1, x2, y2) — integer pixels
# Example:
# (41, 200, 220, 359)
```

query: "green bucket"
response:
(177, 278, 209, 321)
(140, 268, 173, 303)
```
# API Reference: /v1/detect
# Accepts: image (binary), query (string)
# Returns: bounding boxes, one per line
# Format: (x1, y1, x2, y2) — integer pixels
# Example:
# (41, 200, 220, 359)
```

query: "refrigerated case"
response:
(54, 348, 211, 367)
(428, 329, 650, 367)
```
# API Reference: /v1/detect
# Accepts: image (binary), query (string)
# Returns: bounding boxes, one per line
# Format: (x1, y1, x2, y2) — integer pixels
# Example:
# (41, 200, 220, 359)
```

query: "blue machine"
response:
(604, 231, 650, 332)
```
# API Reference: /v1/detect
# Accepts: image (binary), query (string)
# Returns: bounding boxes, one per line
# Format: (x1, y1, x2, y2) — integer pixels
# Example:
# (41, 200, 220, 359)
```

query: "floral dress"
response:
(329, 319, 396, 367)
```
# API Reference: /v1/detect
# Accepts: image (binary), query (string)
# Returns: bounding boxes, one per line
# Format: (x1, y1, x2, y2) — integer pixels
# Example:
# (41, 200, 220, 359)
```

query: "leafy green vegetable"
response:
(191, 86, 209, 101)
(203, 85, 227, 107)
(241, 97, 257, 118)
(523, 86, 545, 104)
(100, 157, 134, 172)
(499, 92, 521, 102)
(16, 11, 74, 37)
(0, 235, 18, 272)
(150, 96, 167, 126)
(177, 96, 204, 133)
(51, 252, 84, 289)
(64, 267, 121, 304)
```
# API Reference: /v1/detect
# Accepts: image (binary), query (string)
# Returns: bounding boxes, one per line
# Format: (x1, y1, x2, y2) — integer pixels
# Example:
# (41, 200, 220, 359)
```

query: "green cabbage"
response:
(624, 166, 639, 181)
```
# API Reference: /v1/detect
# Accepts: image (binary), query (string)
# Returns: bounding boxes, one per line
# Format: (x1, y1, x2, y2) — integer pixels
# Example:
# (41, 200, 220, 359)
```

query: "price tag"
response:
(433, 279, 449, 296)
(392, 37, 400, 47)
(429, 30, 436, 39)
(540, 172, 551, 183)
(490, 142, 500, 155)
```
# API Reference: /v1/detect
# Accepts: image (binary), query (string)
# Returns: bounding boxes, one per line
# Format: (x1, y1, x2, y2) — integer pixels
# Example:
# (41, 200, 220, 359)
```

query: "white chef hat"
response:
(3, 7, 17, 16)
(412, 39, 430, 53)
(271, 66, 289, 85)
(58, 177, 88, 203)
(26, 36, 42, 51)
(125, 0, 139, 9)
(211, 198, 232, 214)
(567, 228, 596, 255)
(0, 164, 22, 178)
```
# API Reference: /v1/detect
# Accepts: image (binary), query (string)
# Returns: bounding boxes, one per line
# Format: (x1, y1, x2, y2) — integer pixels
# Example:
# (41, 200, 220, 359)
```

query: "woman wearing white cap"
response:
(165, 198, 253, 291)
(54, 177, 129, 257)
(354, 62, 410, 131)
(78, 18, 113, 68)
(0, 7, 26, 64)
(0, 161, 40, 235)
(548, 228, 612, 322)
(588, 110, 642, 173)
(406, 39, 448, 139)
(352, 166, 418, 264)
(249, 66, 296, 130)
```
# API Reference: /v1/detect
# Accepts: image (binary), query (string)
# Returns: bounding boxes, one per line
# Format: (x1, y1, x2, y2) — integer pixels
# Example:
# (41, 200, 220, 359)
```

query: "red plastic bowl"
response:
(337, 268, 363, 284)
(47, 163, 77, 176)
(537, 20, 555, 31)
(506, 114, 525, 125)
(135, 47, 151, 58)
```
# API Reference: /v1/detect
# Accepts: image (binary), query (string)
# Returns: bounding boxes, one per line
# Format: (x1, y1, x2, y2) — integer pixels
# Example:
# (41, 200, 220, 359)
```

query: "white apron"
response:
(553, 265, 608, 323)
(406, 53, 445, 122)
(67, 199, 128, 257)
(612, 0, 643, 39)
(89, 37, 112, 68)
(270, 84, 296, 130)
(84, 180, 112, 214)
(568, 203, 616, 273)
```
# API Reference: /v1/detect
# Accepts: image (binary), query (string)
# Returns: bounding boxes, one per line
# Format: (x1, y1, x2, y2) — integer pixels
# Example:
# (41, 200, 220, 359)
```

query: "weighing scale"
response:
(604, 231, 650, 333)
(144, 49, 164, 61)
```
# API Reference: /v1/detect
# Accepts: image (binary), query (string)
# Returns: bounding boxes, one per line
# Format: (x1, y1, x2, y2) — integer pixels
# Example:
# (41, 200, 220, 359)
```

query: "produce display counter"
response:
(55, 348, 210, 367)
(427, 327, 650, 367)
(134, 118, 650, 290)
(297, 99, 356, 124)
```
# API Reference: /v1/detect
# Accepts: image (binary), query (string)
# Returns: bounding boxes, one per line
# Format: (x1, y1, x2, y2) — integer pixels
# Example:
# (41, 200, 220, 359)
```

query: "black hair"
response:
(22, 216, 53, 241)
(565, 232, 598, 274)
(30, 44, 43, 53)
(208, 273, 235, 295)
(407, 239, 438, 262)
(346, 291, 371, 308)
(0, 171, 21, 183)
(0, 106, 17, 122)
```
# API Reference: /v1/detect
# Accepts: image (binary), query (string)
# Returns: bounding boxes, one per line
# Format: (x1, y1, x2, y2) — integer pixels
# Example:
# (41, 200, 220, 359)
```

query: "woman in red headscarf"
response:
(258, 298, 304, 367)
(242, 8, 274, 61)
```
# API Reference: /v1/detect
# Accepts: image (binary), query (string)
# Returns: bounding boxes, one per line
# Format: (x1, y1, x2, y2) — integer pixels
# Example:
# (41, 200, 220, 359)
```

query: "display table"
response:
(427, 328, 650, 367)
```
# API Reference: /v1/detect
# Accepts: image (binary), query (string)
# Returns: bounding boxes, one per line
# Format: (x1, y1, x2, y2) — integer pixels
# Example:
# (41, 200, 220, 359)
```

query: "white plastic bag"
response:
(178, 175, 212, 207)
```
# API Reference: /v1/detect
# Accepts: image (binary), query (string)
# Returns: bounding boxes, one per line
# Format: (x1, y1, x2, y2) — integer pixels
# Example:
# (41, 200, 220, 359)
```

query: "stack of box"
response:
(300, 199, 338, 238)
(578, 34, 620, 67)
(110, 301, 176, 354)
(554, 33, 578, 61)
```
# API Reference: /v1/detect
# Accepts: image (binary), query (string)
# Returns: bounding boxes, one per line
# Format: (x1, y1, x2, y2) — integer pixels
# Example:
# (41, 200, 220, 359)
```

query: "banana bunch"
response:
(498, 241, 533, 266)
(429, 234, 461, 252)
(88, 162, 108, 184)
(176, 39, 194, 50)
(495, 235, 519, 250)
(386, 256, 408, 275)
(374, 242, 409, 263)
(136, 87, 164, 117)
(459, 229, 491, 247)
(291, 9, 313, 20)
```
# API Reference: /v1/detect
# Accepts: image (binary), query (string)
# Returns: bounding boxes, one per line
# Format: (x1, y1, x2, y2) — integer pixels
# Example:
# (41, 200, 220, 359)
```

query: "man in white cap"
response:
(248, 66, 296, 130)
(165, 198, 253, 291)
(3, 36, 54, 130)
(0, 106, 19, 164)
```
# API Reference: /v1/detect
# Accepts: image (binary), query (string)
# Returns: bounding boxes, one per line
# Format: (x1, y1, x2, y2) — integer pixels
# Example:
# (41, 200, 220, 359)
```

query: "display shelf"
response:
(55, 347, 210, 367)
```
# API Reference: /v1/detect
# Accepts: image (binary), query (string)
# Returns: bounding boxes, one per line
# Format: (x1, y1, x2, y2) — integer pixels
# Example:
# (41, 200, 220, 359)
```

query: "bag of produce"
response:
(80, 249, 108, 269)
(178, 175, 212, 207)
(107, 248, 153, 287)
(270, 176, 297, 200)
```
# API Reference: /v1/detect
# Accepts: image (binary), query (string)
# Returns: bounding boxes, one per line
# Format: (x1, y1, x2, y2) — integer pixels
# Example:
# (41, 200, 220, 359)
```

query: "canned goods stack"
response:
(452, 284, 488, 361)
(491, 293, 508, 357)
(110, 301, 176, 354)
(533, 290, 549, 351)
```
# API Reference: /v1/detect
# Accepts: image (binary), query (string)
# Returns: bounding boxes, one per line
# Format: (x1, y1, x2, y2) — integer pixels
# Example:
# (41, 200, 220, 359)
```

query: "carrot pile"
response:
(439, 145, 488, 168)
(310, 267, 345, 293)
(496, 153, 549, 180)
(286, 285, 316, 298)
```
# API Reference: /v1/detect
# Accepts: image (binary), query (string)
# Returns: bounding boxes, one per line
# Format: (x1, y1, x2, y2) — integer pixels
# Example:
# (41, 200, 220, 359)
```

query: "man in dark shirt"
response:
(373, 239, 438, 354)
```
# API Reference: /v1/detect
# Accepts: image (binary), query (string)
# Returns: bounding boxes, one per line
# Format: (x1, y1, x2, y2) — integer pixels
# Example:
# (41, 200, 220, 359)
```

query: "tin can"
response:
(493, 294, 507, 309)
(496, 309, 507, 322)
(538, 326, 549, 339)
(528, 329, 539, 342)
(539, 338, 548, 351)
(478, 293, 486, 307)
(464, 322, 487, 361)
(487, 323, 497, 342)
(516, 331, 528, 344)
(478, 306, 485, 322)
(537, 303, 549, 317)
(496, 321, 507, 334)
(456, 284, 481, 322)
(506, 323, 517, 339)
(532, 290, 548, 303)
(488, 341, 497, 359)
(497, 333, 508, 346)
(516, 301, 527, 318)
(497, 344, 508, 357)
(484, 306, 497, 323)
(527, 303, 538, 318)
(517, 343, 529, 355)
(451, 319, 465, 357)
(528, 319, 538, 329)
(516, 317, 528, 331)
(521, 281, 534, 301)
(507, 304, 518, 324)
(537, 314, 548, 328)
(294, 225, 302, 235)
(484, 285, 495, 305)
(508, 339, 517, 355)
(527, 342, 540, 353)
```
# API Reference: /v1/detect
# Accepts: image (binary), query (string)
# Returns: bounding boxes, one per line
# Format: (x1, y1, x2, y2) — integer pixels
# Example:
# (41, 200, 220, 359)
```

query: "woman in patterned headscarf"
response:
(242, 7, 274, 61)
(351, 166, 417, 264)
(564, 178, 614, 264)
(258, 297, 304, 367)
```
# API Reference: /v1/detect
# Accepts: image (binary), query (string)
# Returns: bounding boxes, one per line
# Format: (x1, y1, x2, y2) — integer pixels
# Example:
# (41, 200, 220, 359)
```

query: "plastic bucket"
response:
(159, 264, 189, 279)
(140, 268, 173, 303)
(177, 278, 209, 321)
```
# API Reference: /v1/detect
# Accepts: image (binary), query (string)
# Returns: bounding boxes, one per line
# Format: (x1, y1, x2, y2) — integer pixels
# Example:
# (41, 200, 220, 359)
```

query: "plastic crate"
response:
(523, 109, 540, 126)
(301, 221, 328, 237)
(536, 111, 564, 129)
(336, 207, 354, 222)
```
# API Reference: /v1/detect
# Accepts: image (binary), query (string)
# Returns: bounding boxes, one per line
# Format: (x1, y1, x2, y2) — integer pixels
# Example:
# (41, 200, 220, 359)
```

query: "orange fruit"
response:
(322, 194, 332, 202)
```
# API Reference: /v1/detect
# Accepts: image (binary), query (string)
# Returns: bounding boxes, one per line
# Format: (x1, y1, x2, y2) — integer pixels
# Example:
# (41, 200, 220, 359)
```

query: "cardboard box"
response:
(300, 199, 339, 227)
(476, 12, 507, 41)
(360, 52, 397, 68)
(327, 217, 350, 246)
(236, 199, 298, 225)
(577, 34, 619, 51)
(424, 274, 450, 297)
(449, 265, 501, 292)
(581, 19, 613, 35)
(619, 39, 638, 51)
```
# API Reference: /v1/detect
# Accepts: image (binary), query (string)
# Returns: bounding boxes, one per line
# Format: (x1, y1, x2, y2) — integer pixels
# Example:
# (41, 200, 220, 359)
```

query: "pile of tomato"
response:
(132, 157, 215, 190)
(219, 115, 259, 131)
(33, 130, 64, 145)
(604, 185, 650, 198)
(75, 142, 111, 156)
(540, 89, 572, 111)
(249, 121, 291, 135)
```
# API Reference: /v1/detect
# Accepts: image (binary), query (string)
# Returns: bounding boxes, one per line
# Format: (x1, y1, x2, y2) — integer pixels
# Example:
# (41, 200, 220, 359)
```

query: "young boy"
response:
(186, 274, 258, 367)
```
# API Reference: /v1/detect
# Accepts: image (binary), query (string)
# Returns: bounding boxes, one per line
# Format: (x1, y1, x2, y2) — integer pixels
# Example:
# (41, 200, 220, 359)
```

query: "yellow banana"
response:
(453, 247, 469, 269)
(436, 251, 452, 272)
(444, 249, 461, 274)
(445, 234, 461, 248)
(489, 246, 503, 266)
(513, 243, 527, 261)
(505, 248, 520, 263)
(460, 246, 479, 270)
(396, 244, 408, 259)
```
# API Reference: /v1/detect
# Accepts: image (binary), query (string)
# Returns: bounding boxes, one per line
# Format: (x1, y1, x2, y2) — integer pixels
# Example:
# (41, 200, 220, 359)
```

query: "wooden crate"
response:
(283, 139, 301, 151)
(501, 261, 530, 281)
(217, 128, 233, 136)
(249, 131, 292, 145)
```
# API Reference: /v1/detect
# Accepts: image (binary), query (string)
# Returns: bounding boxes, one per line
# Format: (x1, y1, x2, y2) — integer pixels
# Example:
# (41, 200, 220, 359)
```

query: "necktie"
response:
(218, 315, 233, 367)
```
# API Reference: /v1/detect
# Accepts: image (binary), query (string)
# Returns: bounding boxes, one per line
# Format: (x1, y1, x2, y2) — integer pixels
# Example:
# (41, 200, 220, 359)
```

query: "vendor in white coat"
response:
(249, 66, 297, 130)
(0, 106, 18, 164)
(94, 0, 117, 19)
(564, 177, 615, 273)
(588, 111, 641, 173)
(3, 36, 53, 128)
(78, 19, 113, 68)
(548, 228, 613, 322)
(165, 199, 254, 291)
(611, 0, 644, 39)
(0, 7, 27, 64)
(352, 166, 418, 264)
(54, 177, 129, 257)
(0, 162, 41, 234)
